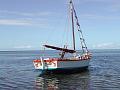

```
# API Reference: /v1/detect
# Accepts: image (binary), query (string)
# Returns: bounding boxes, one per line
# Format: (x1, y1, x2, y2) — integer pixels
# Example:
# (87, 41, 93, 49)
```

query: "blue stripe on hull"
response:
(42, 66, 89, 74)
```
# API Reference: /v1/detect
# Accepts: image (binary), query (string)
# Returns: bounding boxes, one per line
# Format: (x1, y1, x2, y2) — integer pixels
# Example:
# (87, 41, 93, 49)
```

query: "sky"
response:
(0, 0, 120, 51)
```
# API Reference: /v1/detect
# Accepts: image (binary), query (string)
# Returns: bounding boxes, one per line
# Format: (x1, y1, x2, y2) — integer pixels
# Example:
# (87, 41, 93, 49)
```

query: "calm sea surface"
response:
(0, 50, 120, 90)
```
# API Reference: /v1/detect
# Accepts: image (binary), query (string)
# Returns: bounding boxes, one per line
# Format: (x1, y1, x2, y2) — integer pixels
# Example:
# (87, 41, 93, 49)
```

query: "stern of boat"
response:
(33, 58, 58, 70)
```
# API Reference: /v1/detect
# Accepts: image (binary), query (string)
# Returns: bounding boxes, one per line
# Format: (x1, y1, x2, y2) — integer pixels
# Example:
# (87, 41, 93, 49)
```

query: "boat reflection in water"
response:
(35, 70, 90, 90)
(35, 75, 59, 90)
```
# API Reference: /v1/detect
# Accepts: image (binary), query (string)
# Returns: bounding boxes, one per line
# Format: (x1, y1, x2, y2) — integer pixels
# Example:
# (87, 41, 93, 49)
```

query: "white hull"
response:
(57, 60, 89, 69)
(33, 58, 90, 71)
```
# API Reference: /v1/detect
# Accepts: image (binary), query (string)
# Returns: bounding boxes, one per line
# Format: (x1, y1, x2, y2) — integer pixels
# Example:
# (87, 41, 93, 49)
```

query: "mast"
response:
(70, 0, 89, 53)
(70, 0, 75, 50)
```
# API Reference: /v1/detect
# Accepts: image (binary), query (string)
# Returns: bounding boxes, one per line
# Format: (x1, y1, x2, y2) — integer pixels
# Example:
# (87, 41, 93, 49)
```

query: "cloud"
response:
(0, 10, 52, 17)
(83, 0, 116, 3)
(0, 19, 49, 27)
(92, 43, 120, 49)
(14, 45, 32, 49)
(77, 0, 120, 14)
(80, 13, 120, 20)
(108, 3, 120, 12)
(0, 19, 32, 26)
(20, 12, 52, 17)
(0, 10, 52, 26)
(0, 10, 53, 18)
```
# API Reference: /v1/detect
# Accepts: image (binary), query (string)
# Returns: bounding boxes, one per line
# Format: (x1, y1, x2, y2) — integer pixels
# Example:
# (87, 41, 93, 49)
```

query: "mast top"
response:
(70, 0, 72, 3)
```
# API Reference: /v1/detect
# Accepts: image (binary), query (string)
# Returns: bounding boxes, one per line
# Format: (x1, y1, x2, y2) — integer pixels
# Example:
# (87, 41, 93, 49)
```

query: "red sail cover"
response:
(44, 45, 76, 53)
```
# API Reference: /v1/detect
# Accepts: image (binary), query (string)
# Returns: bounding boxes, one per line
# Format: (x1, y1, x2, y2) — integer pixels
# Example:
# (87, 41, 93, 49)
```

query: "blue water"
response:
(0, 50, 120, 90)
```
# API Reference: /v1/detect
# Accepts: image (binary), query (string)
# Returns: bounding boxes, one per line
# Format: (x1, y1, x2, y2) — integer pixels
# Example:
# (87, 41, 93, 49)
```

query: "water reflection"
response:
(35, 76, 59, 90)
(35, 70, 90, 90)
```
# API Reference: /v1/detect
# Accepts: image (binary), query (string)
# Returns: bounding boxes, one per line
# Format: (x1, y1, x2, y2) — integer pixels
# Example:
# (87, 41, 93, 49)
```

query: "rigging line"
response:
(60, 4, 70, 48)
(44, 25, 56, 46)
(59, 1, 74, 48)
(77, 24, 88, 53)
(45, 4, 66, 47)
(41, 45, 45, 57)
(65, 1, 71, 47)
(71, 0, 89, 53)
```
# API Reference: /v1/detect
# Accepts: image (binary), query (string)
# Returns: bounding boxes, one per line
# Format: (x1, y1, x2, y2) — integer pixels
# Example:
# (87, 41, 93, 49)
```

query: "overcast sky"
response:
(0, 0, 120, 50)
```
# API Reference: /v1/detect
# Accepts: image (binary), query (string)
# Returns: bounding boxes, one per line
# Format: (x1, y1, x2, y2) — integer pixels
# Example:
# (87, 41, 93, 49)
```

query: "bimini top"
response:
(43, 44, 76, 53)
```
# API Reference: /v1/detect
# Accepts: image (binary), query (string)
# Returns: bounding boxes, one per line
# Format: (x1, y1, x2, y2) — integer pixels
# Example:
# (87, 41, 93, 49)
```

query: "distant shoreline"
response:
(0, 49, 120, 52)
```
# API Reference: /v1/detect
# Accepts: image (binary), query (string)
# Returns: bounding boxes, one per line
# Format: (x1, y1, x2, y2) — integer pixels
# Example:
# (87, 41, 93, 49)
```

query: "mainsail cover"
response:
(44, 45, 76, 53)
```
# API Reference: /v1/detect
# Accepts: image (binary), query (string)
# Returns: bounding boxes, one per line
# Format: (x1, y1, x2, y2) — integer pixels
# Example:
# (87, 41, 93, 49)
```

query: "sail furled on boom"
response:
(43, 45, 76, 53)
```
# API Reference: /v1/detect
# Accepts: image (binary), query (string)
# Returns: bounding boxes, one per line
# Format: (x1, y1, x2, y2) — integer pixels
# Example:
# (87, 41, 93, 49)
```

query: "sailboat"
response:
(33, 0, 91, 73)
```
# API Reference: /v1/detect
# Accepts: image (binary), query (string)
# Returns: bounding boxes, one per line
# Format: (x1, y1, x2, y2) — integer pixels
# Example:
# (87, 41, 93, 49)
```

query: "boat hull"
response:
(57, 59, 89, 69)
(44, 66, 88, 74)
(33, 58, 90, 73)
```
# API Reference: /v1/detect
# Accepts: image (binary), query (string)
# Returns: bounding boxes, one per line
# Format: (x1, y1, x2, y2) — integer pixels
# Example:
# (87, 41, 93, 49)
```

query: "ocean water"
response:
(0, 50, 120, 90)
